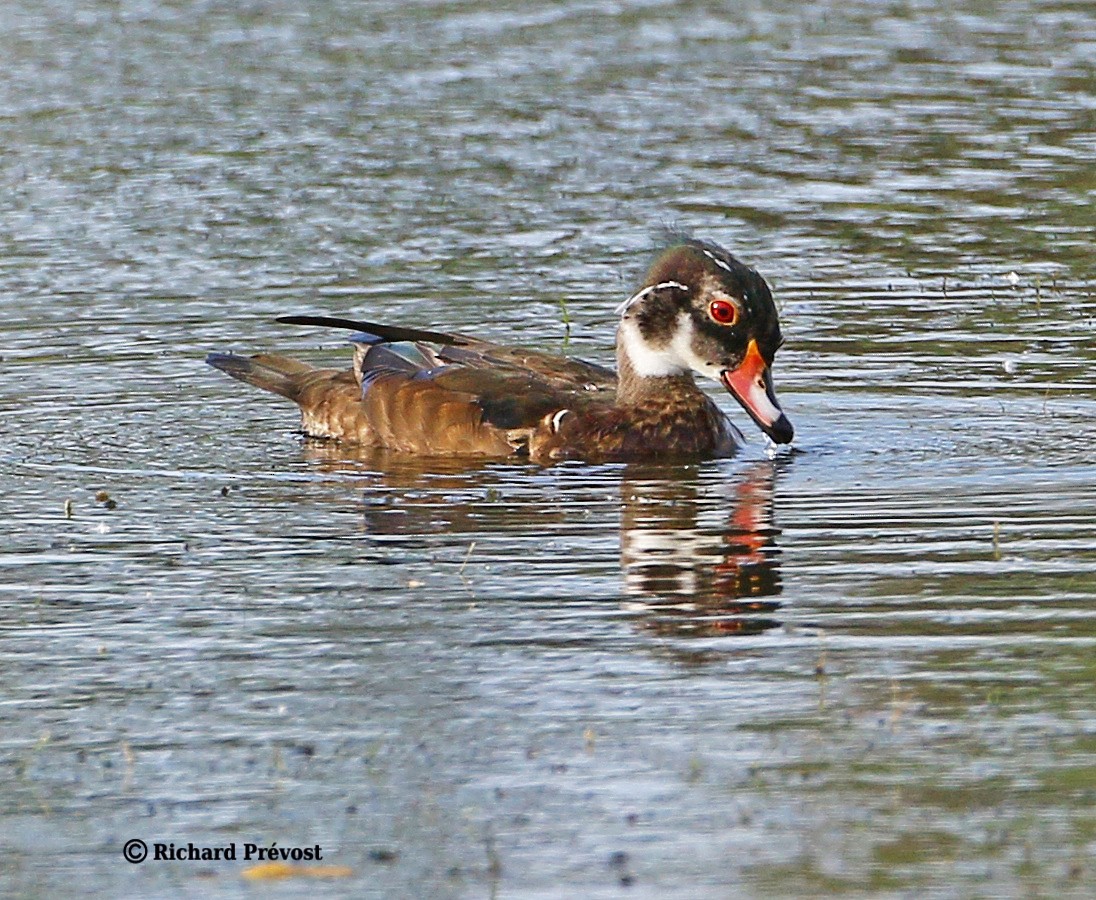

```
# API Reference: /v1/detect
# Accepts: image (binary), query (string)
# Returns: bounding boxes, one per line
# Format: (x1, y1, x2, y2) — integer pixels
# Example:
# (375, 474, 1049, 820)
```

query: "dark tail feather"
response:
(206, 352, 312, 401)
(276, 314, 473, 347)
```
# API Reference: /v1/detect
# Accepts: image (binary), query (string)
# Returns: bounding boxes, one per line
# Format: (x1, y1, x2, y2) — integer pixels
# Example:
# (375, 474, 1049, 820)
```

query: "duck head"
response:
(615, 238, 794, 444)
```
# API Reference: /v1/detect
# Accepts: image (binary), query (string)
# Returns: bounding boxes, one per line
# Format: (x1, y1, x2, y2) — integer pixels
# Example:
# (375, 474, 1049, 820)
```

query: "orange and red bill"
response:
(720, 339, 794, 444)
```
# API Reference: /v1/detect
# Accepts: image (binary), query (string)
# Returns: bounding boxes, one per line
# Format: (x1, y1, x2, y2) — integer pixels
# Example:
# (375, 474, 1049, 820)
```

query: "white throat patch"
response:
(619, 318, 686, 376)
(619, 313, 721, 381)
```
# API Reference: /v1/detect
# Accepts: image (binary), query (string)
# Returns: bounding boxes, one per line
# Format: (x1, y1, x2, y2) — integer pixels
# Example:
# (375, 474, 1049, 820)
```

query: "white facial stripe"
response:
(614, 287, 651, 318)
(614, 281, 689, 317)
(702, 248, 733, 272)
(670, 314, 721, 381)
(550, 409, 570, 432)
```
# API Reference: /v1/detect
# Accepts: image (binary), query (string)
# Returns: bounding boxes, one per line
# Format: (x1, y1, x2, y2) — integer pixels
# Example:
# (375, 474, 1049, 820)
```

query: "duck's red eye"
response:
(708, 299, 738, 325)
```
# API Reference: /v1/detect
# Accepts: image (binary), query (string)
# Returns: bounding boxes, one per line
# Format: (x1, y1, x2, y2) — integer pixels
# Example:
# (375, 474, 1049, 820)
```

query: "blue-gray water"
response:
(2, 1, 1094, 897)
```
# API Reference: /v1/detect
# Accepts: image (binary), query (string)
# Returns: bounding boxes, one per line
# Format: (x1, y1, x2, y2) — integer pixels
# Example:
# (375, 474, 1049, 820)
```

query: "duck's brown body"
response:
(208, 238, 793, 463)
(529, 373, 736, 462)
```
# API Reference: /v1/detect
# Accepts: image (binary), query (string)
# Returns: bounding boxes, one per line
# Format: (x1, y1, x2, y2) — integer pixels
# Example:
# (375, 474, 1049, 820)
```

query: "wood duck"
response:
(207, 237, 793, 462)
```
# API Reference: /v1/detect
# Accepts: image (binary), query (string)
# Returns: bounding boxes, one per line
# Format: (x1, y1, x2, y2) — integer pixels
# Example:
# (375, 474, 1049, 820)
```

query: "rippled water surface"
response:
(2, 1, 1094, 897)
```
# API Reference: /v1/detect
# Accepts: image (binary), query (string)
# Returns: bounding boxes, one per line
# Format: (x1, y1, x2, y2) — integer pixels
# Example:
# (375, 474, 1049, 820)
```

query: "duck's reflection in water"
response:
(301, 443, 785, 638)
(620, 461, 783, 637)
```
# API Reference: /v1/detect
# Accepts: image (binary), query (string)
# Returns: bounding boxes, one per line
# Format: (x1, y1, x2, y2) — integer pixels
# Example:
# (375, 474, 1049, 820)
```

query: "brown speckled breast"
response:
(530, 385, 735, 463)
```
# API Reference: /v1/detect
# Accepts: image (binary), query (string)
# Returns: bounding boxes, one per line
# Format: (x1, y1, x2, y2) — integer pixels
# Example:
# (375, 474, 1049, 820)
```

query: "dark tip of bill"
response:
(768, 415, 794, 444)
